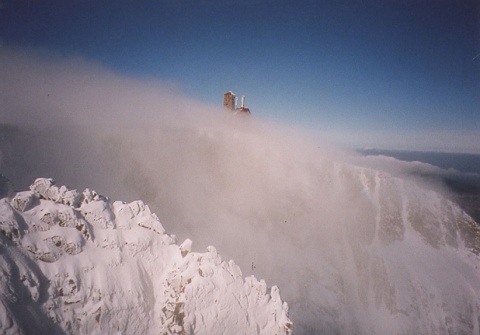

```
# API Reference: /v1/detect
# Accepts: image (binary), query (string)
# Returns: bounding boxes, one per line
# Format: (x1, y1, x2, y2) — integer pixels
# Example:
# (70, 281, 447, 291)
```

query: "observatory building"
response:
(223, 91, 251, 114)
(223, 91, 236, 110)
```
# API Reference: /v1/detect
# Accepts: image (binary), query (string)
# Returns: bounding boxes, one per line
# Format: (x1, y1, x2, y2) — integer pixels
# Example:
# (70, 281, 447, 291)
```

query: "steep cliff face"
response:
(296, 163, 480, 335)
(0, 178, 292, 335)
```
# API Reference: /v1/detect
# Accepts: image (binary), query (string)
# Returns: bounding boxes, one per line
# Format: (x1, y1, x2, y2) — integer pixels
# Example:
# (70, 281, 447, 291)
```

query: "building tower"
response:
(238, 95, 251, 114)
(223, 91, 236, 110)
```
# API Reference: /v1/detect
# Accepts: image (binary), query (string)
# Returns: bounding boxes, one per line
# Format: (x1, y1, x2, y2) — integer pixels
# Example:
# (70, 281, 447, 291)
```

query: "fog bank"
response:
(2, 48, 480, 334)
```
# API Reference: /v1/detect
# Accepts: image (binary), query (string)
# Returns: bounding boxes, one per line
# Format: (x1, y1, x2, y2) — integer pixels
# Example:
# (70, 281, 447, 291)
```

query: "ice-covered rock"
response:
(30, 178, 83, 207)
(0, 178, 292, 334)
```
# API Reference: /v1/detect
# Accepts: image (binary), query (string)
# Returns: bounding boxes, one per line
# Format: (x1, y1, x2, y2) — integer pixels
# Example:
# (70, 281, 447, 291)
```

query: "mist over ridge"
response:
(1, 49, 480, 334)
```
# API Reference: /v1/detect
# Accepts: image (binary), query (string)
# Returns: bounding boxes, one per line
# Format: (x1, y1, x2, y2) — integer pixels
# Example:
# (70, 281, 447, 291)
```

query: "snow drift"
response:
(1, 48, 480, 334)
(0, 177, 292, 334)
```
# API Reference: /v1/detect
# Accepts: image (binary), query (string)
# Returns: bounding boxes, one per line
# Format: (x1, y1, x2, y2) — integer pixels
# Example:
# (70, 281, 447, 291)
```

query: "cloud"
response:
(0, 47, 200, 127)
(1, 47, 479, 334)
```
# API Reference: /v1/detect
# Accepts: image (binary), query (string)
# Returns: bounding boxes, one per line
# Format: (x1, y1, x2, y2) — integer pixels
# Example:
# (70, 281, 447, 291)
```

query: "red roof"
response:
(238, 107, 251, 114)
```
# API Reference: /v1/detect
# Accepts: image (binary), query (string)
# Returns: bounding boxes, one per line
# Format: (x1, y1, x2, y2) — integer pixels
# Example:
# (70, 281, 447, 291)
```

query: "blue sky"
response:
(0, 0, 479, 152)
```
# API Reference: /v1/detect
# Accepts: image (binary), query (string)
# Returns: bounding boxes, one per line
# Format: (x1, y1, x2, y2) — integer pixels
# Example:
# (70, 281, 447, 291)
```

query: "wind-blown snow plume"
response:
(1, 48, 480, 334)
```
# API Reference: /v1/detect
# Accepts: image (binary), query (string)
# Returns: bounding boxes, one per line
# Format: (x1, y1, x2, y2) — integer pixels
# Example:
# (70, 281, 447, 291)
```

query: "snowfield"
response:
(0, 177, 292, 334)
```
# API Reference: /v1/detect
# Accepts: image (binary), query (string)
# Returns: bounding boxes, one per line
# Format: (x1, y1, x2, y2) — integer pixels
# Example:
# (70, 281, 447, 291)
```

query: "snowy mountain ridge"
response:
(0, 177, 292, 334)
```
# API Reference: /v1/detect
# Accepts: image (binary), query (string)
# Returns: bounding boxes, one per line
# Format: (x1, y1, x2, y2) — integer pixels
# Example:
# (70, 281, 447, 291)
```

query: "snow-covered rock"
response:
(0, 178, 292, 335)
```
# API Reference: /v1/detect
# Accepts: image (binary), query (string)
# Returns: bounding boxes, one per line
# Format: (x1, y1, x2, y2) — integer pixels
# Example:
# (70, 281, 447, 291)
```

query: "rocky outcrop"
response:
(0, 178, 292, 335)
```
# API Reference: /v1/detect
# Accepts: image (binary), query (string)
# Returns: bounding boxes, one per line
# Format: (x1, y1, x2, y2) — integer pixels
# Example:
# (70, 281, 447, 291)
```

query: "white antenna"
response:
(241, 96, 245, 108)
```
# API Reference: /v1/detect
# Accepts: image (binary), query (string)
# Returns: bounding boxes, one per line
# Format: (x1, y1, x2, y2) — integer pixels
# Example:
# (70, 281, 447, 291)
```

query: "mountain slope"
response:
(98, 124, 480, 334)
(2, 121, 480, 334)
(0, 177, 292, 334)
